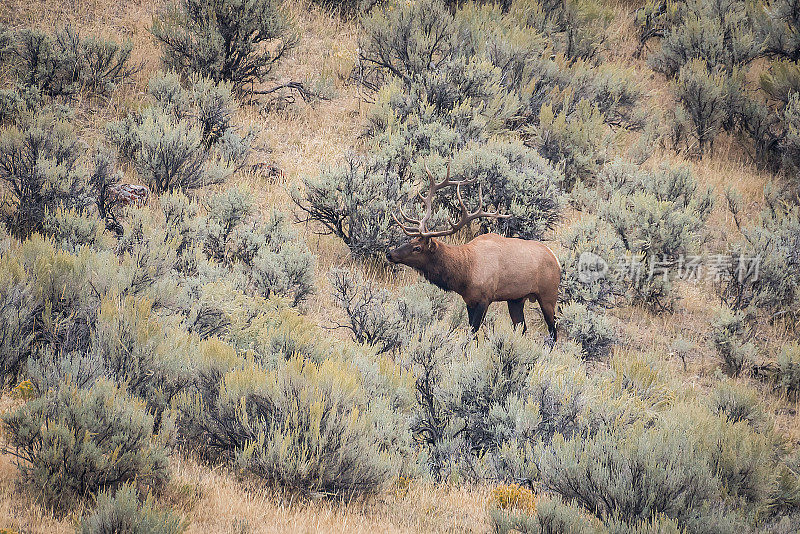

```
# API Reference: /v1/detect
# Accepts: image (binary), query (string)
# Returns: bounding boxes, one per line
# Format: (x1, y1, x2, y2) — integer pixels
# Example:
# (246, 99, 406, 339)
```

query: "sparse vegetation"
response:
(2, 0, 800, 532)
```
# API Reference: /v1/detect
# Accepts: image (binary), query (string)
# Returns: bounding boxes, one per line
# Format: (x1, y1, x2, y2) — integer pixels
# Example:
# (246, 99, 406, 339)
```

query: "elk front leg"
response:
(466, 302, 488, 334)
(507, 298, 527, 334)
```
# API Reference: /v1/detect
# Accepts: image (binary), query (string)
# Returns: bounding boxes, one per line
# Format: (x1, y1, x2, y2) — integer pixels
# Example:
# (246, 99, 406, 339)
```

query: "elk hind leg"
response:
(507, 298, 527, 334)
(534, 294, 557, 345)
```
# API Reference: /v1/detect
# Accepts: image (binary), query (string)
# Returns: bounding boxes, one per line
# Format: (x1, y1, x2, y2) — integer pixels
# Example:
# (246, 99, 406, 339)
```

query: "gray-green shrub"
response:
(359, 0, 637, 188)
(760, 0, 800, 62)
(89, 295, 196, 417)
(108, 106, 225, 194)
(2, 379, 169, 511)
(722, 188, 800, 321)
(711, 307, 756, 377)
(537, 424, 718, 524)
(151, 0, 296, 95)
(108, 73, 255, 193)
(0, 236, 112, 386)
(449, 141, 564, 240)
(179, 356, 402, 495)
(7, 26, 133, 98)
(329, 266, 464, 354)
(709, 377, 766, 428)
(0, 109, 88, 238)
(648, 0, 760, 76)
(673, 59, 736, 155)
(77, 483, 186, 534)
(782, 92, 800, 173)
(593, 162, 712, 310)
(559, 302, 615, 360)
(198, 188, 315, 305)
(557, 215, 625, 310)
(491, 492, 604, 534)
(329, 268, 404, 353)
(777, 343, 800, 395)
(294, 155, 403, 258)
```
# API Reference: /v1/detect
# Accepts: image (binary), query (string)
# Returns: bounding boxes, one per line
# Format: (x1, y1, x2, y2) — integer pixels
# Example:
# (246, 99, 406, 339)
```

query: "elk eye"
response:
(413, 245, 422, 252)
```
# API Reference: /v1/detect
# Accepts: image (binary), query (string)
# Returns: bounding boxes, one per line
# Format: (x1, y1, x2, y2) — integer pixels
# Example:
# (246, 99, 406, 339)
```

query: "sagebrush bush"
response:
(329, 268, 403, 352)
(491, 492, 604, 534)
(295, 155, 403, 258)
(777, 343, 800, 395)
(199, 187, 315, 305)
(593, 162, 712, 310)
(533, 97, 608, 188)
(710, 377, 766, 428)
(2, 379, 169, 511)
(0, 236, 112, 386)
(0, 109, 88, 238)
(781, 92, 800, 173)
(358, 0, 636, 189)
(444, 324, 544, 456)
(543, 0, 613, 61)
(760, 0, 800, 62)
(26, 349, 103, 394)
(148, 71, 256, 166)
(90, 295, 196, 417)
(77, 483, 186, 534)
(0, 266, 37, 387)
(559, 302, 615, 360)
(712, 306, 756, 377)
(7, 26, 133, 98)
(664, 403, 774, 503)
(329, 267, 462, 353)
(151, 0, 296, 95)
(557, 214, 625, 310)
(722, 188, 800, 320)
(108, 73, 255, 193)
(43, 207, 106, 252)
(110, 106, 225, 194)
(403, 326, 607, 483)
(648, 0, 760, 76)
(537, 424, 718, 524)
(608, 352, 675, 412)
(449, 141, 564, 240)
(673, 59, 735, 155)
(179, 356, 402, 495)
(0, 87, 28, 124)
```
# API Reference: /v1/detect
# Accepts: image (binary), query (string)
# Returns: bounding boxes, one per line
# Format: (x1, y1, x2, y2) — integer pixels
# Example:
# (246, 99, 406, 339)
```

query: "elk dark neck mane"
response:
(416, 240, 470, 294)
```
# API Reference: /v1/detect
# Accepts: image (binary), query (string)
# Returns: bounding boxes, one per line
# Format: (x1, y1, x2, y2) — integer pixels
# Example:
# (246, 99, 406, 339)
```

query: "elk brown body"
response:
(387, 164, 560, 341)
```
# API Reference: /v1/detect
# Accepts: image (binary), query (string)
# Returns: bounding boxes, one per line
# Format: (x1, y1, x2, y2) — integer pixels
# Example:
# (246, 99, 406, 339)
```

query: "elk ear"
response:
(428, 239, 437, 251)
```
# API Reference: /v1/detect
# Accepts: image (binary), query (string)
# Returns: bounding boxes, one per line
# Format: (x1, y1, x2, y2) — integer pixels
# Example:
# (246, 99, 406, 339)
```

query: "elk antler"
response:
(391, 161, 510, 238)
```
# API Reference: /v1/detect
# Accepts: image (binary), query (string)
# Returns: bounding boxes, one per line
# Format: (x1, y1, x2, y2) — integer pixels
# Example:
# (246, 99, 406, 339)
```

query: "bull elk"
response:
(386, 164, 560, 342)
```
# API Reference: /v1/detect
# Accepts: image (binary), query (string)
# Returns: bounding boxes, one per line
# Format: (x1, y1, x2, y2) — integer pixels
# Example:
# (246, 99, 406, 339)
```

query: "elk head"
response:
(386, 162, 509, 266)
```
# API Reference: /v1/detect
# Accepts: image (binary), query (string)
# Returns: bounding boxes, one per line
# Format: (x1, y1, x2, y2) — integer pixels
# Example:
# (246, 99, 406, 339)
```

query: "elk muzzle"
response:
(386, 247, 400, 263)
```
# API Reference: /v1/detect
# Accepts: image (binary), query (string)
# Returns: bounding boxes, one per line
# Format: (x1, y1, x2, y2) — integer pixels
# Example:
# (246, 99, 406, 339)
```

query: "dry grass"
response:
(0, 445, 493, 534)
(169, 458, 491, 534)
